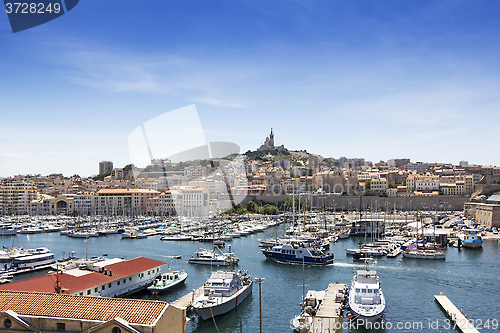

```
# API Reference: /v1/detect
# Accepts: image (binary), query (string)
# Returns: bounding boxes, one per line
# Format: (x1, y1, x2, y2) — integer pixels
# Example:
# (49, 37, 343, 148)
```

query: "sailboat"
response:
(402, 212, 445, 259)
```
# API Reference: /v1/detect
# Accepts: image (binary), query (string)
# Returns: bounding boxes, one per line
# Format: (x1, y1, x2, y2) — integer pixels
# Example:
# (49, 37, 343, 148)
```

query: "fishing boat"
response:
(459, 229, 483, 249)
(147, 269, 188, 295)
(191, 270, 253, 320)
(261, 243, 334, 265)
(348, 264, 385, 328)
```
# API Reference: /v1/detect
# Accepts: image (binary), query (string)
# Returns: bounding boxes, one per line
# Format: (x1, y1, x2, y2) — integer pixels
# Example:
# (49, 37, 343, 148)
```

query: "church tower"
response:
(269, 128, 274, 147)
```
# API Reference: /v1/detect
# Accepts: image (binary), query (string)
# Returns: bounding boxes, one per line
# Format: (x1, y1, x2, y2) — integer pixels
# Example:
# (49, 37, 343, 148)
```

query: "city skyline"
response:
(2, 1, 500, 177)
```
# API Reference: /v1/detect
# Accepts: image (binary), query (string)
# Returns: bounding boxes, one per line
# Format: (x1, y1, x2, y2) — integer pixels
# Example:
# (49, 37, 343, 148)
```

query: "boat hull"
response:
(461, 240, 483, 249)
(148, 272, 188, 294)
(262, 250, 334, 265)
(349, 312, 383, 329)
(194, 282, 253, 320)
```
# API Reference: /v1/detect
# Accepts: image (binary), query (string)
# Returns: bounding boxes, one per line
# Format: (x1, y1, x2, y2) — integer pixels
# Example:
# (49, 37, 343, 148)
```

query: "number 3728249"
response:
(5, 2, 61, 14)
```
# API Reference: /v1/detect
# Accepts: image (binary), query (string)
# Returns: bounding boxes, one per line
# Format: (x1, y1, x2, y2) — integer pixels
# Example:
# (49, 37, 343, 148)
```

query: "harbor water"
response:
(3, 225, 500, 333)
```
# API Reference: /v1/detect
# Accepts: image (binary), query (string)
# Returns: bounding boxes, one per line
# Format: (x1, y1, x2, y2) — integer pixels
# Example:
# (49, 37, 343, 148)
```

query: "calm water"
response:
(4, 226, 500, 333)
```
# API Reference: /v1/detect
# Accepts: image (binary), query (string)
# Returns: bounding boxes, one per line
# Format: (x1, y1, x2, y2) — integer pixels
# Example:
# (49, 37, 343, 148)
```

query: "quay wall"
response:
(234, 195, 469, 212)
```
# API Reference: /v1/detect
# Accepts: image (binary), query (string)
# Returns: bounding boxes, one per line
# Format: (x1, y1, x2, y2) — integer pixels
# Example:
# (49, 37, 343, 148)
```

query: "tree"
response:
(364, 180, 371, 192)
(246, 201, 258, 213)
(388, 182, 395, 189)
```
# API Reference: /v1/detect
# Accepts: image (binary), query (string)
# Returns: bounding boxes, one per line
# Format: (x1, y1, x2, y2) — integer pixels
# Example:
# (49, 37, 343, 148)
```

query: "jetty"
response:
(171, 285, 204, 310)
(434, 294, 479, 333)
(308, 283, 347, 333)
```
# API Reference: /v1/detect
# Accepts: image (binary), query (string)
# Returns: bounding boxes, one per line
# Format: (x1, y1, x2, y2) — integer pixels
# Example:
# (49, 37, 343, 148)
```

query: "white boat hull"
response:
(194, 282, 253, 320)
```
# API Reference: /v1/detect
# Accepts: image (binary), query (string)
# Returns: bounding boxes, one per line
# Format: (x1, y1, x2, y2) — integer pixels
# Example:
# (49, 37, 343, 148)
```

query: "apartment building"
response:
(0, 181, 37, 215)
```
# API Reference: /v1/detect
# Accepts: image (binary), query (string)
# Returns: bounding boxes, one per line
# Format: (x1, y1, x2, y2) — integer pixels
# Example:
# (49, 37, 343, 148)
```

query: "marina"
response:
(0, 215, 498, 332)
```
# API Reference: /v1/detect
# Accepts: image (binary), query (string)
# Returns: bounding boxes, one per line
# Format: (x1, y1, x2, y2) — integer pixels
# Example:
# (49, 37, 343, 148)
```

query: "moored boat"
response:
(459, 229, 483, 249)
(147, 269, 188, 295)
(191, 270, 253, 320)
(348, 267, 385, 328)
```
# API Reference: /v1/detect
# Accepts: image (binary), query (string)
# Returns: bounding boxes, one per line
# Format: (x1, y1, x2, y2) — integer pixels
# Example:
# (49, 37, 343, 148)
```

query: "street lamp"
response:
(254, 277, 265, 333)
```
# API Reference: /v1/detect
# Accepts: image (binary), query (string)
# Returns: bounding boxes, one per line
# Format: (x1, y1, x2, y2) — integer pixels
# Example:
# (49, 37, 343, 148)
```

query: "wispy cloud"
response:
(41, 40, 252, 108)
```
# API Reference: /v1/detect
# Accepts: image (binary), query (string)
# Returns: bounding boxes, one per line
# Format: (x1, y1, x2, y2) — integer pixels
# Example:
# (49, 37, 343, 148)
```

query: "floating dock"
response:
(171, 285, 204, 310)
(308, 283, 347, 333)
(434, 294, 479, 333)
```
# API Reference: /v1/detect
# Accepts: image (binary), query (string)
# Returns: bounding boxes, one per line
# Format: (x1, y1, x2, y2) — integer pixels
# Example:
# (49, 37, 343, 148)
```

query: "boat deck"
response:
(309, 283, 347, 333)
(171, 285, 204, 310)
(434, 294, 479, 333)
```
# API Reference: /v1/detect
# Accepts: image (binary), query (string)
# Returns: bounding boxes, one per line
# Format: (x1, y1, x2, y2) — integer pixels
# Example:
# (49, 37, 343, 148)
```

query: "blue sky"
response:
(1, 0, 500, 177)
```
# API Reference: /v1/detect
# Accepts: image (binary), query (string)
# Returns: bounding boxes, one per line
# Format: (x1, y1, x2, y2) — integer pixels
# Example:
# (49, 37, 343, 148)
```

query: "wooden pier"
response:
(308, 283, 347, 333)
(171, 286, 204, 310)
(434, 294, 479, 333)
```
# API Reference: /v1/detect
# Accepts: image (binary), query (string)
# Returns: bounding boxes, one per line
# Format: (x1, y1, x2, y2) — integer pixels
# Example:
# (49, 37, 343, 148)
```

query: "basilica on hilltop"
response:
(257, 128, 287, 152)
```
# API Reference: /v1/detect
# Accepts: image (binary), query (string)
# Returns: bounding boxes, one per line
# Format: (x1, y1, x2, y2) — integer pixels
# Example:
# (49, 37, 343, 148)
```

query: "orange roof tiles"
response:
(0, 291, 167, 325)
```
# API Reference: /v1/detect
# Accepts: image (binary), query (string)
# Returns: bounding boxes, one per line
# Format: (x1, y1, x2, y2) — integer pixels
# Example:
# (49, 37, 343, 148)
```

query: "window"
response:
(108, 283, 112, 288)
(117, 281, 120, 285)
(79, 292, 83, 296)
(94, 287, 98, 292)
(57, 323, 66, 331)
(3, 319, 12, 328)
(112, 327, 121, 333)
(102, 285, 105, 290)
(124, 279, 126, 283)
(129, 277, 132, 281)
(87, 290, 91, 295)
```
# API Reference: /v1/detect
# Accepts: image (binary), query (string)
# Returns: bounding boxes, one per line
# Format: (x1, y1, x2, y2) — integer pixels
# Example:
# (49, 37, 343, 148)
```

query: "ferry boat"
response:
(191, 270, 253, 320)
(261, 243, 334, 265)
(348, 268, 385, 328)
(188, 247, 239, 266)
(147, 269, 188, 295)
(459, 229, 483, 249)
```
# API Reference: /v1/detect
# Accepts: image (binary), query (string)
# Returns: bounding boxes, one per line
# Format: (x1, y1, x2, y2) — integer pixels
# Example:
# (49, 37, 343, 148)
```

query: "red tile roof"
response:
(0, 291, 167, 325)
(0, 257, 166, 295)
(106, 257, 166, 277)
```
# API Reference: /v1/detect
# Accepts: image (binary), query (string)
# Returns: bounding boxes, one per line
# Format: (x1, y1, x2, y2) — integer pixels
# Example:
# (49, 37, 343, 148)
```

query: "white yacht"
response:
(348, 269, 385, 328)
(191, 270, 253, 320)
(188, 248, 239, 266)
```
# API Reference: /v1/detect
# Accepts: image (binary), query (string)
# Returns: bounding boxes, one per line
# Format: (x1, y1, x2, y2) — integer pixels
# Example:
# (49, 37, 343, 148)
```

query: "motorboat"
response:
(290, 289, 325, 332)
(348, 267, 385, 328)
(261, 243, 334, 265)
(147, 269, 188, 295)
(191, 270, 253, 320)
(188, 246, 239, 266)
